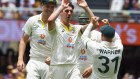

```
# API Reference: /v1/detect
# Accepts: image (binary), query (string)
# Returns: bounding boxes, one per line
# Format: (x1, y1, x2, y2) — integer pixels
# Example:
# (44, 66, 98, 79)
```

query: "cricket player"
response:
(47, 0, 98, 78)
(17, 0, 57, 79)
(77, 12, 100, 79)
(81, 16, 124, 79)
(77, 13, 114, 79)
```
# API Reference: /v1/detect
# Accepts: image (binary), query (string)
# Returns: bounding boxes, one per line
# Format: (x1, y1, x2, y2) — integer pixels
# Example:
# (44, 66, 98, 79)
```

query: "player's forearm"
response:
(48, 5, 65, 31)
(48, 5, 64, 22)
(18, 39, 27, 60)
(82, 23, 93, 44)
(83, 6, 94, 21)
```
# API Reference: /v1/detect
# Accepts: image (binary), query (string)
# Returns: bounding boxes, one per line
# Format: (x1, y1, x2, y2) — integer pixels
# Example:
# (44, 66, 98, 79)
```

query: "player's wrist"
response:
(18, 57, 23, 60)
(83, 5, 89, 9)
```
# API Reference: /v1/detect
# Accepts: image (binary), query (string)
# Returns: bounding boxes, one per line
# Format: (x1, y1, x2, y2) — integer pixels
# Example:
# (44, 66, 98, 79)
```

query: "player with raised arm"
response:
(82, 19, 113, 78)
(81, 16, 123, 79)
(77, 13, 101, 79)
(47, 0, 98, 78)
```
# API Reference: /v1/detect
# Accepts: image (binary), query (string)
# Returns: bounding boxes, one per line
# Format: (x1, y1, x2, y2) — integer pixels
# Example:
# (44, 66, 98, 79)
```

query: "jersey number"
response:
(98, 56, 119, 73)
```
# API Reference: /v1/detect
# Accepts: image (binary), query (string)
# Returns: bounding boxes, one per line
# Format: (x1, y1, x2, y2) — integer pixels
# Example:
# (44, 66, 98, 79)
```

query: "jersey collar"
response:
(61, 22, 72, 32)
(38, 13, 48, 28)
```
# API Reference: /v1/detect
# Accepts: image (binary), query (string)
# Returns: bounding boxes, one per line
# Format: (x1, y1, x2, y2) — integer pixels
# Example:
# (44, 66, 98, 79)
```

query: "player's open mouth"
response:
(67, 16, 70, 18)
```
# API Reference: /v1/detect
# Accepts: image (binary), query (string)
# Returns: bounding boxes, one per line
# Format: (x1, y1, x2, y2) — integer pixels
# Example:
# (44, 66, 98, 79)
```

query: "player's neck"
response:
(61, 19, 70, 28)
(42, 12, 49, 24)
(105, 39, 112, 42)
(101, 34, 113, 42)
(102, 37, 112, 42)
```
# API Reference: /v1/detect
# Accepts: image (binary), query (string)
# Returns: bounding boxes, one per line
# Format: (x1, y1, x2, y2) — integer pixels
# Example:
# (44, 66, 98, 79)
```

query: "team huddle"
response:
(17, 0, 123, 79)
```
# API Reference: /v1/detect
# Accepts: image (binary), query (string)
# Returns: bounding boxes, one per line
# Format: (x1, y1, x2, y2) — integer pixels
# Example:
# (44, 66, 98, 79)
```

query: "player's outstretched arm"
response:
(81, 16, 99, 44)
(81, 16, 99, 34)
(77, 0, 94, 21)
(48, 0, 69, 31)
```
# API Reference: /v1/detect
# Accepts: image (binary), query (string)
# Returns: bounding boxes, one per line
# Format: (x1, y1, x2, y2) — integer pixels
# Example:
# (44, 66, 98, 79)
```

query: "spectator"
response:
(110, 0, 124, 11)
(6, 48, 15, 65)
(123, 0, 140, 23)
(123, 0, 137, 10)
(0, 10, 4, 19)
(19, 0, 35, 20)
(128, 1, 140, 23)
(0, 53, 7, 74)
(4, 65, 14, 79)
(33, 0, 41, 8)
(1, 0, 17, 19)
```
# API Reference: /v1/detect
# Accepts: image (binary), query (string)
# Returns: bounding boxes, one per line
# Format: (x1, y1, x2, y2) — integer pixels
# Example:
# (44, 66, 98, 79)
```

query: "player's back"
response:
(89, 39, 123, 79)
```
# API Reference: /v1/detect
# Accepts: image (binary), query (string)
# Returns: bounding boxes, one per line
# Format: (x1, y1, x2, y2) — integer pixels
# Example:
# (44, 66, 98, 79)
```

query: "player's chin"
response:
(67, 17, 71, 20)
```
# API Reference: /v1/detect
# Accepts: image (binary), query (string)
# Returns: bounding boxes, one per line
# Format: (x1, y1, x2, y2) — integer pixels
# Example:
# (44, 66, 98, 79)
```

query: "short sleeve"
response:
(90, 30, 101, 42)
(22, 17, 33, 36)
(86, 39, 99, 55)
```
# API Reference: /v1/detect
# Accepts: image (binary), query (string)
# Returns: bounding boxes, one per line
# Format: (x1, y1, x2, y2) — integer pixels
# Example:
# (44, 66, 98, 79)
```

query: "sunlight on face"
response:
(61, 6, 73, 21)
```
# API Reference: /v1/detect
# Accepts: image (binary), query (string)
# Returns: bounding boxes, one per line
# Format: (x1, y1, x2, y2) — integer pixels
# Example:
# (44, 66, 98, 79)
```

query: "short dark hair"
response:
(69, 2, 74, 9)
(100, 25, 115, 39)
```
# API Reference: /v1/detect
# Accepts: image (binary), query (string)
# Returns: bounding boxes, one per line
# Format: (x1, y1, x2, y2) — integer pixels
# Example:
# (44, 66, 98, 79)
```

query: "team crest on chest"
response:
(40, 34, 45, 39)
(81, 49, 85, 55)
(67, 37, 74, 48)
(68, 37, 72, 42)
(37, 34, 46, 45)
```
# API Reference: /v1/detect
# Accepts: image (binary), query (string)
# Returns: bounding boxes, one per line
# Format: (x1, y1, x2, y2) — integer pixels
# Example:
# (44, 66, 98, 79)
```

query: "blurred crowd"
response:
(0, 0, 140, 79)
(0, 0, 140, 22)
(122, 0, 140, 23)
(110, 0, 140, 23)
(0, 48, 27, 79)
(0, 0, 41, 20)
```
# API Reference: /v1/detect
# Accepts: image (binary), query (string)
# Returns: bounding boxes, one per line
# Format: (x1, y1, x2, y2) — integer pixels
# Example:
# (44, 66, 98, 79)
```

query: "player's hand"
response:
(82, 66, 92, 78)
(77, 0, 88, 8)
(17, 59, 25, 72)
(91, 16, 99, 29)
(102, 19, 110, 25)
(45, 57, 51, 65)
(61, 0, 69, 8)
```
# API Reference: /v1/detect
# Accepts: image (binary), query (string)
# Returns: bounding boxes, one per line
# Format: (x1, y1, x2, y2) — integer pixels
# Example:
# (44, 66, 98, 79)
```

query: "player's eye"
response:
(65, 10, 69, 13)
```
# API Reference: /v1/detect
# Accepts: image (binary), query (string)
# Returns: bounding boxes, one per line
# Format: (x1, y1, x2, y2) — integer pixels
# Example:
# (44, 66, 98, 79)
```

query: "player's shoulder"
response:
(29, 14, 40, 21)
(91, 30, 100, 34)
(71, 24, 83, 30)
